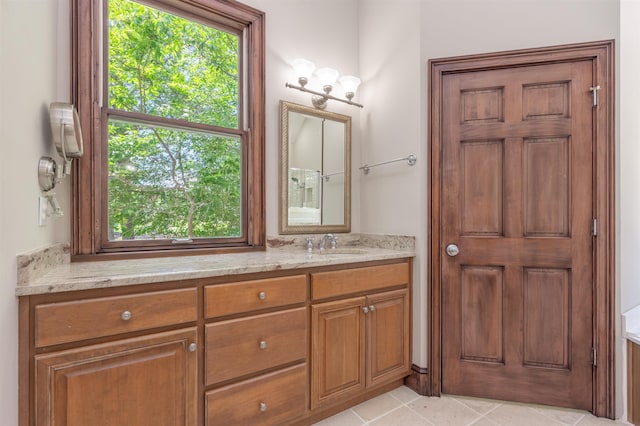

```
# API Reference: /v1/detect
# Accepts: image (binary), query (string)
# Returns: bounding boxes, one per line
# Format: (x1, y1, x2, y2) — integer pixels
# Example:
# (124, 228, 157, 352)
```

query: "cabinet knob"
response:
(121, 311, 132, 321)
(259, 402, 267, 412)
(369, 305, 376, 312)
(188, 343, 197, 352)
(258, 291, 266, 300)
(362, 306, 369, 314)
(259, 340, 267, 350)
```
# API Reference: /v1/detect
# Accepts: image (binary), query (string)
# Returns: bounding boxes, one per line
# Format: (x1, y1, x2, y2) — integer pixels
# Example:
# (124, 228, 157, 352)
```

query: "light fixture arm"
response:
(285, 82, 364, 109)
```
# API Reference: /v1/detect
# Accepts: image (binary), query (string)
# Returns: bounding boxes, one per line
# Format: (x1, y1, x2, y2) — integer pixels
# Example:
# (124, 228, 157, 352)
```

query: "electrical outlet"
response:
(39, 196, 48, 226)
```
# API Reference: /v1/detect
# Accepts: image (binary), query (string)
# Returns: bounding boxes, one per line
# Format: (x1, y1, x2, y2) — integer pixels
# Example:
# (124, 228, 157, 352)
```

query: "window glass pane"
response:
(108, 120, 242, 241)
(108, 0, 239, 129)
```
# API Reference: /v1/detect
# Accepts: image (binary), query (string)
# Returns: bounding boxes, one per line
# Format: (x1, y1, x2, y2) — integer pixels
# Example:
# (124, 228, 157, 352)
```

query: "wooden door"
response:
(366, 288, 411, 387)
(440, 60, 594, 410)
(35, 328, 197, 426)
(311, 297, 366, 409)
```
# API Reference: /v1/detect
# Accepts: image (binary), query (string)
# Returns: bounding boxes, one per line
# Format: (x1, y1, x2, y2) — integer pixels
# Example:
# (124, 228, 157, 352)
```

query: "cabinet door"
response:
(311, 297, 366, 409)
(366, 288, 410, 387)
(35, 328, 197, 426)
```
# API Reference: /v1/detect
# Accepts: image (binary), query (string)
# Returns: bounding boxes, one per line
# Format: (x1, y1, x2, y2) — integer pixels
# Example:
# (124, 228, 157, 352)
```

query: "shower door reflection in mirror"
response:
(279, 101, 351, 234)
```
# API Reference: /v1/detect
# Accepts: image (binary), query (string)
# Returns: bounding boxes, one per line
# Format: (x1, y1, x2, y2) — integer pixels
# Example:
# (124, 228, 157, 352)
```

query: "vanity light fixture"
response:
(285, 59, 363, 109)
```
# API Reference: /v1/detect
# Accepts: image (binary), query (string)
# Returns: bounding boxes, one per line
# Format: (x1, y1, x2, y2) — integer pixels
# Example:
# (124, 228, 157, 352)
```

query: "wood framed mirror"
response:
(279, 100, 351, 234)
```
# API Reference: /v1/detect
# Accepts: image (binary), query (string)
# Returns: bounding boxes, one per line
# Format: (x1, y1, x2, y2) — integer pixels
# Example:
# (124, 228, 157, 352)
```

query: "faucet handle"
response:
(320, 233, 337, 250)
(330, 235, 338, 249)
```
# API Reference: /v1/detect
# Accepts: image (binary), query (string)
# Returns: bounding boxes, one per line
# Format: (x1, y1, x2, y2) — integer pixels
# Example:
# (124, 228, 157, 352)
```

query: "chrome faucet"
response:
(319, 233, 337, 250)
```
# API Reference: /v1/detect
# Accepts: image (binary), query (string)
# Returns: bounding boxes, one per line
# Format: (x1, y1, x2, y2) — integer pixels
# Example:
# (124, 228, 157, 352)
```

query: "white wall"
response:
(0, 1, 72, 425)
(421, 0, 618, 59)
(357, 0, 620, 369)
(421, 0, 622, 415)
(620, 0, 640, 315)
(0, 0, 634, 423)
(240, 0, 361, 236)
(620, 1, 640, 418)
(357, 0, 621, 417)
(357, 0, 425, 364)
(0, 0, 360, 423)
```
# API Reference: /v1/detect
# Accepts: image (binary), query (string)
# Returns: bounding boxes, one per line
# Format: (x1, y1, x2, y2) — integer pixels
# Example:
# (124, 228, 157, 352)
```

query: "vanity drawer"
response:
(205, 307, 306, 385)
(204, 275, 307, 318)
(311, 262, 410, 300)
(206, 363, 306, 426)
(35, 288, 198, 347)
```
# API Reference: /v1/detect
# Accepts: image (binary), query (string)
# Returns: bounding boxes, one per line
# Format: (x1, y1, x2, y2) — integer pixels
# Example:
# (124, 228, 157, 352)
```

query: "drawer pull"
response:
(259, 340, 267, 350)
(259, 402, 267, 412)
(121, 311, 132, 321)
(362, 306, 369, 314)
(188, 343, 197, 352)
(258, 291, 266, 300)
(369, 305, 376, 312)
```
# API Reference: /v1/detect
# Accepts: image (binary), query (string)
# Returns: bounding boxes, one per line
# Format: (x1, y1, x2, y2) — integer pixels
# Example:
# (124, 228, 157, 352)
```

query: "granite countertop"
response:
(16, 234, 415, 296)
(623, 305, 640, 346)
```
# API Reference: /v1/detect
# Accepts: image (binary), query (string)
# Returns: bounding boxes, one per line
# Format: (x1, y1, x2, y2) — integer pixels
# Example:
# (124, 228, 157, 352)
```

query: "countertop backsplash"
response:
(16, 234, 415, 296)
(266, 233, 415, 251)
(17, 243, 70, 287)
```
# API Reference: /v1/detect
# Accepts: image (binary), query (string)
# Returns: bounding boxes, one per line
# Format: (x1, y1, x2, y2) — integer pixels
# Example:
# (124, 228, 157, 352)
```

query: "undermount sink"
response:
(318, 248, 367, 255)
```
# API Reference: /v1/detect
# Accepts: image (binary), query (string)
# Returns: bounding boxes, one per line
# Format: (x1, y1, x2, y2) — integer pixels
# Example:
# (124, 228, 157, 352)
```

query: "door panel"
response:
(461, 140, 504, 236)
(523, 137, 570, 236)
(522, 81, 570, 120)
(522, 268, 570, 369)
(441, 60, 594, 410)
(460, 266, 503, 363)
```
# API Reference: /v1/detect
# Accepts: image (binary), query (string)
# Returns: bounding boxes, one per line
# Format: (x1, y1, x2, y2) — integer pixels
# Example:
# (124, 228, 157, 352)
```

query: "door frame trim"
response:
(427, 40, 615, 418)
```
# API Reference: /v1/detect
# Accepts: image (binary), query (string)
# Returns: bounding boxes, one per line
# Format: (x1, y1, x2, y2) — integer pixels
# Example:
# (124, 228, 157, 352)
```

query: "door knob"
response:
(446, 244, 460, 257)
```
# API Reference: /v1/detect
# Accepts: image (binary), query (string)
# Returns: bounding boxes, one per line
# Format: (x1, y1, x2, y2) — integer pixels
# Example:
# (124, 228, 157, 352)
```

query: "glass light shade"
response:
(339, 76, 361, 95)
(315, 67, 340, 87)
(291, 58, 315, 81)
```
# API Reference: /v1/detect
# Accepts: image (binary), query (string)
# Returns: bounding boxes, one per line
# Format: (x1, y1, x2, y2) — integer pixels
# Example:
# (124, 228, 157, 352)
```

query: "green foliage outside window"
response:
(107, 0, 242, 241)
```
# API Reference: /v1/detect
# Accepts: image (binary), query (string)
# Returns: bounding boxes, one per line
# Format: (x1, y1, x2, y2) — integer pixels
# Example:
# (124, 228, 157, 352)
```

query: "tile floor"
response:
(312, 386, 630, 426)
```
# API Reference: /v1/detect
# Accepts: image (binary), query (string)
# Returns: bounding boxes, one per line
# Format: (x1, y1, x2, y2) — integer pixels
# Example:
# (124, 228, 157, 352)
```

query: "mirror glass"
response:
(279, 101, 351, 234)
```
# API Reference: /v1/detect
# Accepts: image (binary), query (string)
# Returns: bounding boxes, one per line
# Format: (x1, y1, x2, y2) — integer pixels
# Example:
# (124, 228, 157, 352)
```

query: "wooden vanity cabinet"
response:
(310, 263, 411, 411)
(20, 258, 412, 426)
(22, 287, 199, 426)
(203, 275, 308, 425)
